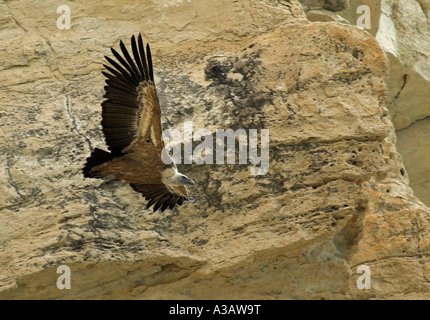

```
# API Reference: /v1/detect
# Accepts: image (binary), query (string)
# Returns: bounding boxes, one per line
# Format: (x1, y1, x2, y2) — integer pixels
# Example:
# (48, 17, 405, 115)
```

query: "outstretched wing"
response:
(130, 183, 187, 212)
(101, 34, 163, 155)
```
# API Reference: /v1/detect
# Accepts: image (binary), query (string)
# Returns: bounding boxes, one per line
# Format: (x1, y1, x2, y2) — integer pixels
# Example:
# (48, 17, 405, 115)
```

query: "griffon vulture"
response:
(83, 34, 194, 212)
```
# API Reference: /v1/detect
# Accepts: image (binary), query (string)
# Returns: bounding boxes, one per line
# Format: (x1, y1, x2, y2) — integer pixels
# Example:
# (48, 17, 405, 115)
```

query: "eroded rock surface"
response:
(1, 0, 429, 299)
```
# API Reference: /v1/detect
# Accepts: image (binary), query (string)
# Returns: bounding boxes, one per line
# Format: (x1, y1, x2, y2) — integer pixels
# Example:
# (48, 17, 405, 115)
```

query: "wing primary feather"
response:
(160, 194, 175, 212)
(119, 40, 141, 81)
(138, 34, 149, 81)
(146, 193, 166, 209)
(160, 194, 173, 211)
(169, 196, 178, 210)
(104, 56, 138, 85)
(146, 43, 154, 81)
(131, 35, 145, 79)
(102, 70, 137, 89)
(111, 46, 137, 81)
(153, 193, 171, 212)
(102, 65, 133, 87)
(104, 80, 136, 95)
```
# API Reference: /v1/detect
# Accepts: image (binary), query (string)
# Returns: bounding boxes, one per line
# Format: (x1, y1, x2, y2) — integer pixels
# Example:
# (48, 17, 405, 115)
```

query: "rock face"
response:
(344, 0, 430, 205)
(304, 0, 430, 206)
(1, 0, 430, 299)
(375, 0, 430, 207)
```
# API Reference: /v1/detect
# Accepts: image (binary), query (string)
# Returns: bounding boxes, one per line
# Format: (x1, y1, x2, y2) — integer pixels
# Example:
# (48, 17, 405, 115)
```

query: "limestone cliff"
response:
(305, 0, 430, 207)
(1, 0, 430, 299)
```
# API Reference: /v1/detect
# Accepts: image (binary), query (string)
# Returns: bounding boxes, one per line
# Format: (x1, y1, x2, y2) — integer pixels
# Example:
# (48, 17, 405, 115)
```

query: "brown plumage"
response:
(83, 34, 194, 212)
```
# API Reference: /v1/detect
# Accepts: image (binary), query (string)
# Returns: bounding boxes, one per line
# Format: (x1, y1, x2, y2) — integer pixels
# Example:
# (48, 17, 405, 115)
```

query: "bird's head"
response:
(177, 173, 195, 186)
(164, 171, 195, 186)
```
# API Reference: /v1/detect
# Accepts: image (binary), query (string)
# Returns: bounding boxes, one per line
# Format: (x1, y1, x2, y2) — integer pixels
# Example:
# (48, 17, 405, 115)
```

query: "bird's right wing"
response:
(101, 34, 163, 155)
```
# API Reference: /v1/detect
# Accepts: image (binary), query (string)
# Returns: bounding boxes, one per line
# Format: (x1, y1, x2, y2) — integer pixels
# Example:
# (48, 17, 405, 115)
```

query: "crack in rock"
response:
(64, 95, 94, 152)
(5, 162, 22, 198)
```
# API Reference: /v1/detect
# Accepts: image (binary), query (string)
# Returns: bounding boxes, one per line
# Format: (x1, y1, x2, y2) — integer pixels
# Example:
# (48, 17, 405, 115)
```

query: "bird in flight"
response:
(83, 34, 195, 212)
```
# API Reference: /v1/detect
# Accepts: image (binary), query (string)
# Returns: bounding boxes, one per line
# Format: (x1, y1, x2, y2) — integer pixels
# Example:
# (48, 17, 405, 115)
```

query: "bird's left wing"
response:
(130, 183, 187, 212)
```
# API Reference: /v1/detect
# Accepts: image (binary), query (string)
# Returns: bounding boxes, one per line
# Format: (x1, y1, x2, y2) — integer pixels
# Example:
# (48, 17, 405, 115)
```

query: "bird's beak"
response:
(178, 174, 195, 185)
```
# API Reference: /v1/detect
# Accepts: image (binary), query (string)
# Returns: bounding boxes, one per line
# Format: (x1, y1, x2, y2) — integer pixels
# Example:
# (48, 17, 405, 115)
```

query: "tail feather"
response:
(82, 148, 115, 178)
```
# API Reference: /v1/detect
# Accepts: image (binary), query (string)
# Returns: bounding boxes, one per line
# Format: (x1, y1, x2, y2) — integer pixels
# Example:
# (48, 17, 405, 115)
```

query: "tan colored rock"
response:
(338, 0, 381, 35)
(300, 0, 349, 12)
(374, 0, 430, 131)
(334, 0, 430, 205)
(306, 9, 351, 23)
(376, 0, 430, 206)
(1, 0, 430, 300)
